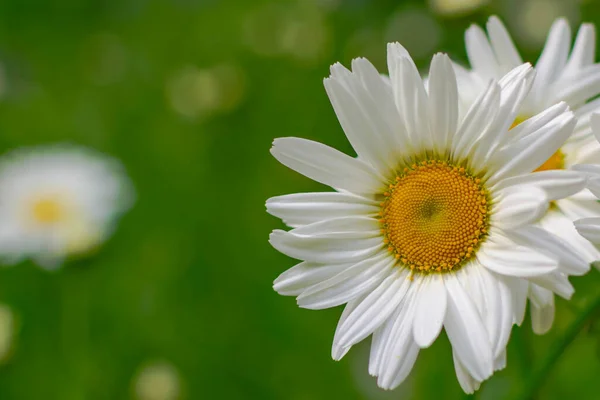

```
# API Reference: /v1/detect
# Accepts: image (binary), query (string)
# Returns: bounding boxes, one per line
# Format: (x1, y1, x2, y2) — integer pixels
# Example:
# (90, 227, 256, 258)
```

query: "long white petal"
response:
(488, 108, 575, 183)
(453, 81, 500, 165)
(392, 56, 431, 152)
(297, 254, 394, 309)
(412, 274, 447, 348)
(266, 192, 379, 228)
(574, 217, 600, 244)
(529, 285, 555, 335)
(491, 170, 586, 201)
(326, 61, 406, 174)
(553, 64, 600, 107)
(375, 287, 420, 389)
(541, 209, 600, 263)
(273, 262, 350, 296)
(528, 272, 574, 300)
(444, 273, 493, 382)
(477, 242, 557, 277)
(270, 137, 385, 194)
(508, 225, 590, 275)
(492, 186, 548, 230)
(428, 53, 459, 153)
(453, 351, 482, 394)
(562, 23, 596, 77)
(487, 16, 523, 68)
(332, 294, 368, 360)
(334, 269, 411, 349)
(472, 65, 532, 164)
(531, 18, 571, 103)
(474, 267, 514, 358)
(465, 24, 500, 81)
(269, 217, 383, 263)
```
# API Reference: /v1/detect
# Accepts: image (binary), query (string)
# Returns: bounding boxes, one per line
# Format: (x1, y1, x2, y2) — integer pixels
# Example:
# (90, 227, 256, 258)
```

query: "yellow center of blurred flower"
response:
(380, 160, 490, 274)
(31, 198, 64, 224)
(511, 116, 565, 172)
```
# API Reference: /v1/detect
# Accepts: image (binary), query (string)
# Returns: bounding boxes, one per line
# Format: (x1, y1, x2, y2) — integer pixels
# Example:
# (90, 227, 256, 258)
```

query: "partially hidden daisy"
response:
(454, 16, 600, 334)
(573, 113, 600, 245)
(0, 145, 134, 269)
(267, 44, 588, 393)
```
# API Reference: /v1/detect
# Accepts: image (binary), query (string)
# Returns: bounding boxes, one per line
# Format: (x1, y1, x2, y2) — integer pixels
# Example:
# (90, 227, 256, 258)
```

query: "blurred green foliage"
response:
(0, 0, 599, 399)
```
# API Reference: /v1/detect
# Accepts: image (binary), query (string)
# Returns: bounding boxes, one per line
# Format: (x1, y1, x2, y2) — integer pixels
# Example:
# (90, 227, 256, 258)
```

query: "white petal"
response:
(507, 276, 528, 325)
(529, 272, 574, 299)
(351, 58, 410, 161)
(412, 274, 447, 348)
(297, 254, 394, 310)
(574, 217, 600, 244)
(453, 81, 500, 164)
(477, 242, 557, 277)
(592, 113, 600, 145)
(453, 351, 481, 395)
(531, 18, 571, 102)
(334, 269, 410, 349)
(326, 62, 403, 174)
(562, 23, 597, 77)
(508, 225, 590, 275)
(553, 64, 600, 107)
(509, 102, 569, 142)
(332, 294, 367, 360)
(487, 16, 523, 68)
(571, 98, 600, 141)
(491, 170, 585, 201)
(273, 262, 350, 296)
(472, 65, 533, 163)
(266, 192, 379, 228)
(492, 186, 548, 230)
(391, 56, 431, 152)
(473, 267, 514, 357)
(444, 273, 493, 382)
(488, 107, 575, 182)
(571, 163, 600, 197)
(494, 349, 507, 371)
(428, 53, 459, 153)
(465, 24, 500, 80)
(529, 285, 555, 335)
(269, 217, 384, 263)
(270, 137, 385, 194)
(541, 209, 600, 263)
(559, 192, 600, 218)
(373, 286, 420, 389)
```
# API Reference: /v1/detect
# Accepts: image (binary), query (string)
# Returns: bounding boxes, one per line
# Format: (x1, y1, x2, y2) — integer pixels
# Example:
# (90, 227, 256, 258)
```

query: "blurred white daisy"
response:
(267, 44, 586, 393)
(133, 360, 182, 400)
(455, 16, 600, 334)
(0, 145, 134, 269)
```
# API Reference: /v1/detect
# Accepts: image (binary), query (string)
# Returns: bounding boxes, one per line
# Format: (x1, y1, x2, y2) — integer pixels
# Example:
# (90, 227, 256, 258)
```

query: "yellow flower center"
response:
(31, 198, 64, 224)
(380, 160, 490, 274)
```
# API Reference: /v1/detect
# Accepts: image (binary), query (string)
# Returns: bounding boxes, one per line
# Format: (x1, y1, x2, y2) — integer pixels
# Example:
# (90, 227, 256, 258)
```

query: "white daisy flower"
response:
(0, 145, 134, 269)
(267, 44, 587, 393)
(455, 16, 600, 334)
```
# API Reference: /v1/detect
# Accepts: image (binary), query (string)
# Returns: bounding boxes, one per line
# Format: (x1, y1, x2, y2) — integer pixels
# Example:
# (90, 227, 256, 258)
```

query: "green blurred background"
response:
(0, 0, 600, 399)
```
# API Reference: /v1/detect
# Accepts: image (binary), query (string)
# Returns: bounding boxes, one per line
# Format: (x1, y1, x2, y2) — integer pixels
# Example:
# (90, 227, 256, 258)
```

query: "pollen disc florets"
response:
(380, 159, 490, 273)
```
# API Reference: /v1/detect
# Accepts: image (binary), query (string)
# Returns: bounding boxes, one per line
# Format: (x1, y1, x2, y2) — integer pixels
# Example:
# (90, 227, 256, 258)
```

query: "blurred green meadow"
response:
(0, 0, 600, 399)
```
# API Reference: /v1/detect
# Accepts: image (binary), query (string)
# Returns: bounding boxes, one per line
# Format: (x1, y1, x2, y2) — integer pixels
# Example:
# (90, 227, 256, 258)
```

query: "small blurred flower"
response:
(0, 145, 134, 269)
(166, 64, 246, 119)
(133, 361, 182, 400)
